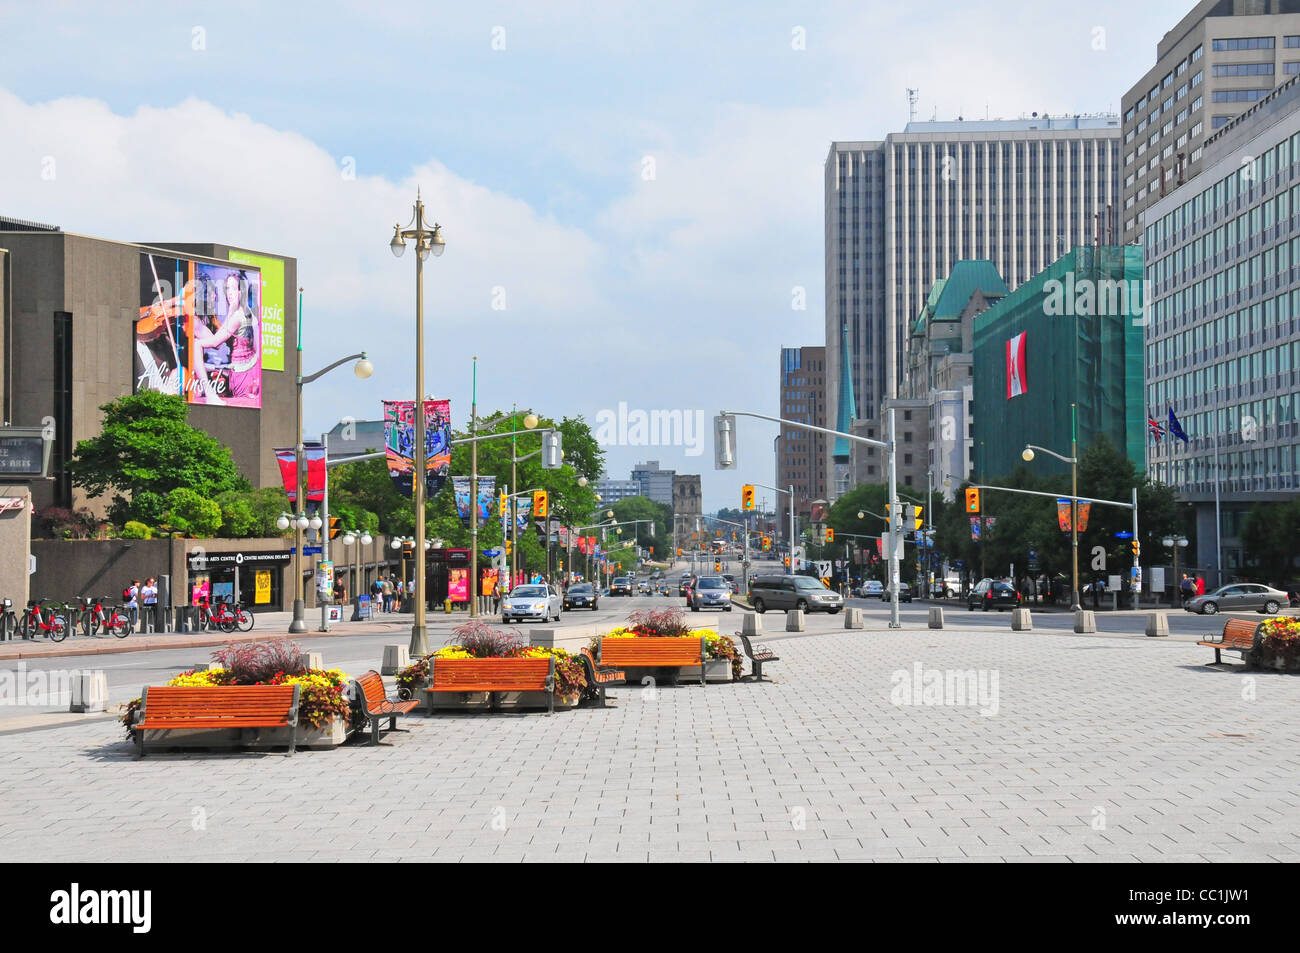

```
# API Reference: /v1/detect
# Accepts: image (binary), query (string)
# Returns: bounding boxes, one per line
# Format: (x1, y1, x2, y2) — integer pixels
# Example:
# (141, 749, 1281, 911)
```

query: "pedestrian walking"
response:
(141, 577, 158, 632)
(1092, 575, 1105, 610)
(382, 577, 394, 613)
(1196, 576, 1206, 596)
(124, 579, 140, 627)
(1179, 573, 1194, 606)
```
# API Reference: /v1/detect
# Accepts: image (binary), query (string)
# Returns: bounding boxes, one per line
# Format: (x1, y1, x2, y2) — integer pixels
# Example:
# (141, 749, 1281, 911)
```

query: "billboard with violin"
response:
(135, 252, 263, 408)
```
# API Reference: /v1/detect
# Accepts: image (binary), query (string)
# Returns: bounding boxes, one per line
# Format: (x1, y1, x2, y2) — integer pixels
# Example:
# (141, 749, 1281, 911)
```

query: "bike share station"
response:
(182, 548, 291, 630)
(0, 426, 49, 640)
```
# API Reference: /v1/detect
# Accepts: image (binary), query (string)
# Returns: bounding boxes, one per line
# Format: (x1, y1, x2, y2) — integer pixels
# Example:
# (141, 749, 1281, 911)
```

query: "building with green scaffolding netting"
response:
(971, 246, 1146, 482)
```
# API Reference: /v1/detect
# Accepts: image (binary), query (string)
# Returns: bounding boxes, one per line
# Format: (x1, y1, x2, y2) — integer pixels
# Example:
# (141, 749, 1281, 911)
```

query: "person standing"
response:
(1179, 573, 1194, 606)
(382, 576, 394, 613)
(1092, 575, 1104, 610)
(124, 579, 140, 627)
(1196, 576, 1206, 596)
(141, 577, 158, 632)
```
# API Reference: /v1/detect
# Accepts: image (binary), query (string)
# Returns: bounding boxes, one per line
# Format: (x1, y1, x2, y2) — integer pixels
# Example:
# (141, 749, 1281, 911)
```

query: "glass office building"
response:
(1143, 73, 1300, 582)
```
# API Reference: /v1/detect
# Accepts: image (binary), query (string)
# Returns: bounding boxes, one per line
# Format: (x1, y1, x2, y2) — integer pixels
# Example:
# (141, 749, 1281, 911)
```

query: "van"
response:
(749, 574, 843, 614)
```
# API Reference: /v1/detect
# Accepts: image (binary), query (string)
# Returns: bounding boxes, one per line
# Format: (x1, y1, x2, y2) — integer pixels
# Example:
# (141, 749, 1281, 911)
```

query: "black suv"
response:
(968, 578, 1021, 612)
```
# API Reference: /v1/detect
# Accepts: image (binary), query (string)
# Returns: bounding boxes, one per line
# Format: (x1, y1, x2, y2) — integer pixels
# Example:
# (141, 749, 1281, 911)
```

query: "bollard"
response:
(1145, 611, 1170, 637)
(785, 609, 805, 632)
(381, 644, 410, 675)
(1074, 609, 1097, 633)
(444, 598, 452, 614)
(304, 652, 324, 670)
(69, 672, 108, 713)
(741, 613, 762, 636)
(1011, 607, 1033, 631)
(844, 607, 865, 629)
(928, 606, 944, 629)
(193, 662, 223, 672)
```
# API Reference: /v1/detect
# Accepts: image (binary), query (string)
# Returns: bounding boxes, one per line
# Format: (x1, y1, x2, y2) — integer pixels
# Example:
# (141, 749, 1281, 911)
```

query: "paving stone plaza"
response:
(2, 625, 1295, 863)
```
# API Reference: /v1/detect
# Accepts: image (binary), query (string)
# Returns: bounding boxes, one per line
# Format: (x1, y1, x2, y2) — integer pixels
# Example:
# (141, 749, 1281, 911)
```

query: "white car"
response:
(501, 584, 563, 623)
(856, 581, 884, 599)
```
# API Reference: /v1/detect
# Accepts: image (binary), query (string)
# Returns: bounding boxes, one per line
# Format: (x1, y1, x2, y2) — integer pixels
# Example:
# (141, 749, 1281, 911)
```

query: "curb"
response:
(0, 625, 405, 661)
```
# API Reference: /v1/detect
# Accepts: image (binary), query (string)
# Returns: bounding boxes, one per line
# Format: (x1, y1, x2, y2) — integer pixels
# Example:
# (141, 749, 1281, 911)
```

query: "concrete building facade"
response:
(776, 346, 827, 540)
(1120, 0, 1300, 244)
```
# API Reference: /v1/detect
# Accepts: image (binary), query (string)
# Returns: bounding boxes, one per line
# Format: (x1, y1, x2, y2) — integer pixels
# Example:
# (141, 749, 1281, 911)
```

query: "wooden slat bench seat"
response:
(737, 633, 780, 682)
(133, 685, 301, 757)
(354, 670, 419, 744)
(598, 636, 708, 686)
(1197, 618, 1259, 666)
(579, 647, 625, 707)
(427, 657, 556, 714)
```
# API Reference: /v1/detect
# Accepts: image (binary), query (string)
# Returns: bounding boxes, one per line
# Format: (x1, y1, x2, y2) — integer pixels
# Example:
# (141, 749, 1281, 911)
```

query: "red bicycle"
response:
(198, 599, 254, 633)
(20, 600, 67, 641)
(83, 595, 132, 638)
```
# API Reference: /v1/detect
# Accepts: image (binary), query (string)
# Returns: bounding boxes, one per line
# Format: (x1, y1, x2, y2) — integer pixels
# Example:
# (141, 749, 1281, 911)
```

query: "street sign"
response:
(290, 546, 324, 556)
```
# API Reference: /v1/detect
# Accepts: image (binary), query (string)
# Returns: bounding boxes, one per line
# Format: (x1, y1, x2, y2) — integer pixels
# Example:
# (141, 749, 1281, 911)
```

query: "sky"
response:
(0, 0, 1191, 511)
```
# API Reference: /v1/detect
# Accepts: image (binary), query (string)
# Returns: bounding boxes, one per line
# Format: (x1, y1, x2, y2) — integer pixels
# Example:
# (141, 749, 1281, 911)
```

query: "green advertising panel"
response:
(227, 250, 285, 371)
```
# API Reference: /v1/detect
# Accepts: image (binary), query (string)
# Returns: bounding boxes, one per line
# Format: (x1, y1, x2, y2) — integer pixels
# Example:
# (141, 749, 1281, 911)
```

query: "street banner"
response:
(382, 399, 452, 499)
(1076, 502, 1091, 532)
(453, 476, 472, 526)
(515, 497, 532, 529)
(477, 477, 496, 527)
(1057, 499, 1072, 532)
(1006, 330, 1028, 399)
(983, 516, 996, 530)
(970, 517, 982, 540)
(275, 443, 326, 503)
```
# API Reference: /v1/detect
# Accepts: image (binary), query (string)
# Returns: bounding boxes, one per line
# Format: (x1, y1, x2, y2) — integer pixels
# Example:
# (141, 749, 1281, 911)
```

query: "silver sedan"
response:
(501, 584, 563, 623)
(1183, 583, 1289, 616)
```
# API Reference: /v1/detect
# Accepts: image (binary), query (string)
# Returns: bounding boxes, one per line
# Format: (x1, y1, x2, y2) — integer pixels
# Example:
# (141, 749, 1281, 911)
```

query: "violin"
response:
(136, 281, 196, 342)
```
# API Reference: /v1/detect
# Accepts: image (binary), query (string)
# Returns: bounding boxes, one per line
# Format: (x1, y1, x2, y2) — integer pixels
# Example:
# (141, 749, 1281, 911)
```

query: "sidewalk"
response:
(0, 607, 480, 660)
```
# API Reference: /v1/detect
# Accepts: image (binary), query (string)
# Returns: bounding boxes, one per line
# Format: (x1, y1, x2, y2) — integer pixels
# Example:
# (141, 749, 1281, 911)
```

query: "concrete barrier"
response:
(381, 644, 410, 675)
(928, 606, 944, 629)
(844, 607, 865, 629)
(304, 652, 324, 671)
(69, 671, 108, 713)
(1145, 612, 1170, 637)
(1073, 610, 1096, 633)
(741, 614, 762, 636)
(1011, 608, 1033, 631)
(785, 609, 805, 632)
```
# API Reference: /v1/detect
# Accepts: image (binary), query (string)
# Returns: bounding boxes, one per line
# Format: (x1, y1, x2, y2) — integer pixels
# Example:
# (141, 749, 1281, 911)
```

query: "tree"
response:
(68, 392, 248, 526)
(164, 487, 223, 538)
(1243, 499, 1300, 584)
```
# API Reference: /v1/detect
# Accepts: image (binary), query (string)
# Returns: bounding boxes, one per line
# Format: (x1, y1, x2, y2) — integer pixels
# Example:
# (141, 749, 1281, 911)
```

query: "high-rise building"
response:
(776, 346, 827, 540)
(1143, 71, 1300, 583)
(630, 460, 675, 506)
(1119, 0, 1300, 245)
(594, 478, 641, 505)
(825, 115, 1122, 502)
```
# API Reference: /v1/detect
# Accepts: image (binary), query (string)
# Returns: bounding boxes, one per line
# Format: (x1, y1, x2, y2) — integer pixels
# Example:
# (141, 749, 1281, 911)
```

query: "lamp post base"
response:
(289, 599, 308, 634)
(409, 624, 429, 658)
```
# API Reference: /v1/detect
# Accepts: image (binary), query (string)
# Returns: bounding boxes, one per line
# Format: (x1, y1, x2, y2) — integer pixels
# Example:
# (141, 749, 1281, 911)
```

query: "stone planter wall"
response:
(408, 678, 577, 712)
(137, 715, 351, 751)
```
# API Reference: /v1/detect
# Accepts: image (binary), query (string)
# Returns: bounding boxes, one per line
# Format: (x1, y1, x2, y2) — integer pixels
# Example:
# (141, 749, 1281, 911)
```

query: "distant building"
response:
(777, 346, 827, 540)
(630, 460, 675, 505)
(324, 419, 386, 459)
(672, 473, 702, 548)
(594, 478, 641, 504)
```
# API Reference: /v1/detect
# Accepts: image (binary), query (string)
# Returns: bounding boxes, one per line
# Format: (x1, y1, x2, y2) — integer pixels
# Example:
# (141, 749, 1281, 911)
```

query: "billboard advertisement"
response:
(226, 249, 286, 371)
(383, 399, 452, 499)
(135, 252, 263, 408)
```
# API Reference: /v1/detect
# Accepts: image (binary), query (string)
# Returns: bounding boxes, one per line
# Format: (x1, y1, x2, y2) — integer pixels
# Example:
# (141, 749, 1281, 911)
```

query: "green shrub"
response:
(164, 487, 223, 538)
(121, 521, 152, 539)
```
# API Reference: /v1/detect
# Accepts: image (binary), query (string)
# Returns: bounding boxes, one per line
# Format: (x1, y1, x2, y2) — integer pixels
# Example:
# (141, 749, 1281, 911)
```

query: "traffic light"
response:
(825, 527, 834, 542)
(649, 546, 654, 555)
(742, 484, 755, 510)
(965, 487, 981, 513)
(714, 561, 721, 572)
(505, 540, 512, 555)
(761, 536, 771, 551)
(783, 556, 791, 567)
(677, 547, 683, 556)
(1131, 540, 1141, 557)
(533, 490, 549, 518)
(328, 516, 341, 539)
(905, 504, 924, 531)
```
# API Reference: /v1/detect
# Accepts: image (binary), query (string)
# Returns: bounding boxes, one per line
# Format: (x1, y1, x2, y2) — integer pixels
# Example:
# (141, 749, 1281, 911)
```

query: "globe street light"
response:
(1163, 535, 1190, 606)
(390, 189, 445, 656)
(1021, 401, 1080, 610)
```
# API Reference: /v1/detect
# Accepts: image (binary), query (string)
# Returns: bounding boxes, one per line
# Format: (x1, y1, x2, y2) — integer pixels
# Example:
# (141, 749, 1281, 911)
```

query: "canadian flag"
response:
(1006, 331, 1027, 399)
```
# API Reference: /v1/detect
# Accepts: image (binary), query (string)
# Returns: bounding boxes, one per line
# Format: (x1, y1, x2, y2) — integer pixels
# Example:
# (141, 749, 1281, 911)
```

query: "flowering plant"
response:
(395, 624, 588, 699)
(1258, 616, 1300, 668)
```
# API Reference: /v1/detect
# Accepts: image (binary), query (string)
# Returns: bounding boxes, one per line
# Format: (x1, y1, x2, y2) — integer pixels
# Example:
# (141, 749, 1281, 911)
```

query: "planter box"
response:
(677, 659, 734, 682)
(137, 715, 351, 752)
(409, 676, 574, 712)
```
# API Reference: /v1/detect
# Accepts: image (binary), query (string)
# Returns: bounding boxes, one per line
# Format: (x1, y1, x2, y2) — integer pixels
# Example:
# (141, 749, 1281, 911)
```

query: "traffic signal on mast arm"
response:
(742, 484, 755, 510)
(965, 487, 981, 513)
(533, 490, 548, 518)
(825, 527, 834, 543)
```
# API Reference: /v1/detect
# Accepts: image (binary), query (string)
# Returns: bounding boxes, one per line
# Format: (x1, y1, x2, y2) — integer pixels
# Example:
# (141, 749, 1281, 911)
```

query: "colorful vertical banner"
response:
(515, 497, 532, 529)
(275, 443, 326, 503)
(453, 476, 472, 527)
(383, 399, 452, 499)
(481, 568, 499, 598)
(226, 250, 285, 371)
(1057, 499, 1072, 532)
(477, 477, 496, 528)
(1006, 330, 1027, 399)
(254, 570, 271, 605)
(970, 517, 982, 540)
(983, 516, 996, 531)
(1076, 502, 1091, 532)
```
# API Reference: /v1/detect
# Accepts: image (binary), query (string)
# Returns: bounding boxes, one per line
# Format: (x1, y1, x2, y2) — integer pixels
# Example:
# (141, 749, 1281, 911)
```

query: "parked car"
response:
(689, 575, 733, 612)
(610, 576, 633, 597)
(502, 584, 563, 623)
(855, 580, 884, 599)
(1183, 583, 1289, 616)
(750, 574, 843, 614)
(563, 582, 599, 611)
(967, 578, 1021, 612)
(882, 586, 913, 603)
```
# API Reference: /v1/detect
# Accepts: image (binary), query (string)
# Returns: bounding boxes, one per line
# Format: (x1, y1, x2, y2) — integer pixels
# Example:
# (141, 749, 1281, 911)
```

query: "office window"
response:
(1212, 37, 1275, 51)
(1212, 62, 1275, 76)
(1213, 89, 1271, 103)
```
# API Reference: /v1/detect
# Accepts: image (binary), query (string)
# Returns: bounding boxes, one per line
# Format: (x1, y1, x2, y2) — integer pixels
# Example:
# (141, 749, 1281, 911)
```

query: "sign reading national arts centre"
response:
(187, 550, 292, 569)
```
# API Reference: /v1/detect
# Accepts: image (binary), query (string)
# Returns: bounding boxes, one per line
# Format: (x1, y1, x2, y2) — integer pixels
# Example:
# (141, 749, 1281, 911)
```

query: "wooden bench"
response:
(133, 684, 301, 757)
(579, 647, 625, 707)
(354, 670, 419, 745)
(598, 636, 708, 686)
(1198, 618, 1259, 666)
(427, 657, 556, 714)
(737, 633, 780, 682)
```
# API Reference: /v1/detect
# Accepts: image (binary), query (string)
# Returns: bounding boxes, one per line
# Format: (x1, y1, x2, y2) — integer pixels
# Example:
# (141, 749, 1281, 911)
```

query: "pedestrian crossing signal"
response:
(328, 516, 341, 539)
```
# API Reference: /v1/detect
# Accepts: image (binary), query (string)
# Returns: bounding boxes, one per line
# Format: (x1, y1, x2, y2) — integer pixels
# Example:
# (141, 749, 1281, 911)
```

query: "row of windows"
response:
(1149, 337, 1300, 395)
(1149, 186, 1296, 285)
(1145, 131, 1300, 247)
(1154, 445, 1300, 487)
(1212, 88, 1272, 103)
(1130, 45, 1205, 118)
(1127, 77, 1202, 140)
(1211, 62, 1274, 76)
(1212, 37, 1275, 51)
(1125, 96, 1202, 153)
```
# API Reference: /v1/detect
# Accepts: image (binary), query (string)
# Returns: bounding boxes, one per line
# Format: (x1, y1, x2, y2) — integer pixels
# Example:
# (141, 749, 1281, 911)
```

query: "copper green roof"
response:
(911, 279, 947, 337)
(912, 260, 1009, 336)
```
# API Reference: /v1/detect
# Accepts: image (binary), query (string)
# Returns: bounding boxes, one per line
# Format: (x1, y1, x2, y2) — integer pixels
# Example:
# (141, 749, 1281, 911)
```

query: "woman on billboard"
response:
(190, 270, 261, 407)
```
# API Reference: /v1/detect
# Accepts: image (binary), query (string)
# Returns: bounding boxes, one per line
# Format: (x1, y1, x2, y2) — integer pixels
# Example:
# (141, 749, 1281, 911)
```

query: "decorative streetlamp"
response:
(1163, 535, 1190, 606)
(1022, 402, 1081, 611)
(390, 190, 445, 655)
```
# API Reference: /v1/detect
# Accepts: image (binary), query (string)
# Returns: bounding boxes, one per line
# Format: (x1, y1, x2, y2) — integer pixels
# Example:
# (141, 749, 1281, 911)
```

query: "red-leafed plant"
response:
(626, 607, 693, 637)
(451, 620, 527, 658)
(212, 638, 307, 684)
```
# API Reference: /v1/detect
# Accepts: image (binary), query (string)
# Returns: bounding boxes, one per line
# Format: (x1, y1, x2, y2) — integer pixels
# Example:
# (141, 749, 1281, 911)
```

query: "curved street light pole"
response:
(1022, 402, 1080, 611)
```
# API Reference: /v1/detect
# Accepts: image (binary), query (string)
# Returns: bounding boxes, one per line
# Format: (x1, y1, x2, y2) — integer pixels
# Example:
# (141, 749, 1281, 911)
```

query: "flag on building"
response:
(1006, 331, 1027, 399)
(1167, 407, 1190, 443)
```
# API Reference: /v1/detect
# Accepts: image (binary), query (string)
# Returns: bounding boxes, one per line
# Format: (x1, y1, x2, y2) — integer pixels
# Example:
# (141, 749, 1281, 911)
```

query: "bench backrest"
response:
(138, 685, 300, 729)
(430, 657, 554, 692)
(599, 636, 706, 667)
(356, 670, 387, 708)
(1221, 618, 1261, 648)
